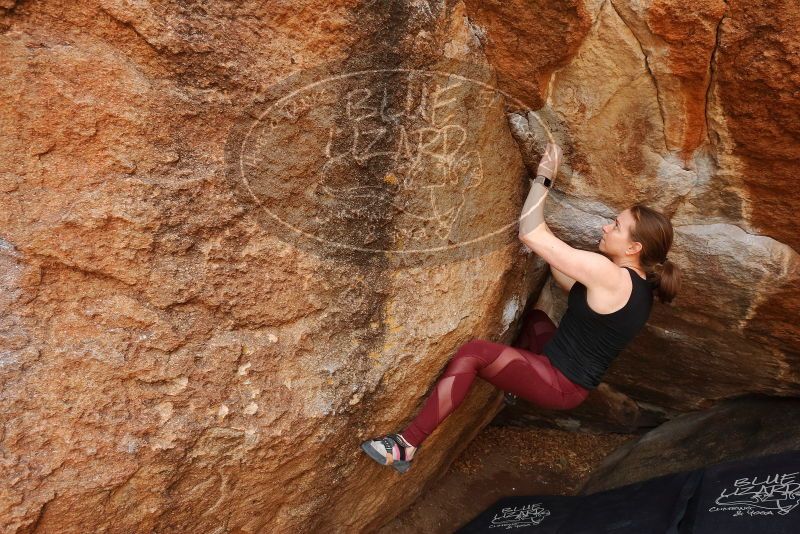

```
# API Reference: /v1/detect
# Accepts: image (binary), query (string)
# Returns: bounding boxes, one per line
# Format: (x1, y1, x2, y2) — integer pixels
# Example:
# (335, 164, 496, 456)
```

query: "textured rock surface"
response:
(461, 0, 593, 109)
(1, 0, 799, 532)
(0, 1, 538, 532)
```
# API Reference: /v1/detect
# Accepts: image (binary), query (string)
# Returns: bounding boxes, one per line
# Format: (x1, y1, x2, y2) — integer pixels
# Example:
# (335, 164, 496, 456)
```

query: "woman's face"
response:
(598, 208, 638, 257)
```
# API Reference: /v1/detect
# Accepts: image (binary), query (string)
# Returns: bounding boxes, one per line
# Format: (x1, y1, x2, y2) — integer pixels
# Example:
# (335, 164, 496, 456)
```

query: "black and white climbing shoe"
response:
(360, 433, 414, 474)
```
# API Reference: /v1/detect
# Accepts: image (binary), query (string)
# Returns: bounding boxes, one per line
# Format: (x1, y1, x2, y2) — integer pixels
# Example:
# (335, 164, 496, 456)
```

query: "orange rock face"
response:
(462, 0, 592, 109)
(714, 0, 800, 249)
(1, 1, 538, 532)
(647, 0, 727, 158)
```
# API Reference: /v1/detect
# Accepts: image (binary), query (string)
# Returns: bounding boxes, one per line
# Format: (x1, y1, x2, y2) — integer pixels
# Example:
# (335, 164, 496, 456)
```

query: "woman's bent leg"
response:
(514, 308, 558, 353)
(506, 308, 558, 405)
(400, 338, 582, 447)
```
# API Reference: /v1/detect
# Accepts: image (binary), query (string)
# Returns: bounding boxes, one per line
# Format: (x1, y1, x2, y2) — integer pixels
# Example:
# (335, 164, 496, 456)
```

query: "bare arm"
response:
(518, 143, 562, 239)
(543, 223, 576, 292)
(519, 142, 619, 291)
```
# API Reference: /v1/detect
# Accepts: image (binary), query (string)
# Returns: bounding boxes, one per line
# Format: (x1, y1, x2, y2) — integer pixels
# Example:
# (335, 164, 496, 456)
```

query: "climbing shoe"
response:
(360, 433, 416, 474)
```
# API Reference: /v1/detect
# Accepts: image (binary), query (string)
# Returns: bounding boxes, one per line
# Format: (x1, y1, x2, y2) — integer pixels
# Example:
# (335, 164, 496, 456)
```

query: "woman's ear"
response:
(628, 241, 643, 255)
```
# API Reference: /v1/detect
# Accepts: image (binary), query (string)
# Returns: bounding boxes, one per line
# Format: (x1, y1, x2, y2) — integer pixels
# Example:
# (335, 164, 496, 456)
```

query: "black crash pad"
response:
(679, 449, 800, 533)
(457, 449, 800, 533)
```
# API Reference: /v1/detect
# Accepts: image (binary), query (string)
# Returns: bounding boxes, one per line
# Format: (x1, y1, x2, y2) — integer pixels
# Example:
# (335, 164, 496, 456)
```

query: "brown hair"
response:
(629, 204, 681, 304)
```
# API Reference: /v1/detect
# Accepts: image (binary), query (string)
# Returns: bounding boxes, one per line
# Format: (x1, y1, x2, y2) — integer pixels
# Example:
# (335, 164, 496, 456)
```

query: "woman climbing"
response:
(360, 143, 682, 473)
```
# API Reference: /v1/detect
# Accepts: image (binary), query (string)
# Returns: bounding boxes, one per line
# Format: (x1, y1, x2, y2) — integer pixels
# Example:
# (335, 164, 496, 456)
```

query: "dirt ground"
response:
(378, 425, 636, 533)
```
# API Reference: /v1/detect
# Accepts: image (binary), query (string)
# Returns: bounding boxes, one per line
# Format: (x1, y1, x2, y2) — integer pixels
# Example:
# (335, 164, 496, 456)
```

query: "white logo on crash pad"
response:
(708, 471, 800, 517)
(489, 503, 551, 529)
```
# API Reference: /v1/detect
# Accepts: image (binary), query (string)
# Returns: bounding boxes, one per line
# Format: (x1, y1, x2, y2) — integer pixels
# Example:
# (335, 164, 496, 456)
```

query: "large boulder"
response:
(0, 1, 541, 532)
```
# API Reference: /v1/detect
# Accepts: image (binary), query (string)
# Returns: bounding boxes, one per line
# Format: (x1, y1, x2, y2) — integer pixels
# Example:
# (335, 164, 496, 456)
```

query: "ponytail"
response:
(629, 204, 682, 304)
(646, 258, 681, 305)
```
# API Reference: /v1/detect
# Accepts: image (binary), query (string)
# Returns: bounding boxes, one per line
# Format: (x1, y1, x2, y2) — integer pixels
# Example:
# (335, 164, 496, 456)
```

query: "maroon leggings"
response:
(400, 308, 590, 447)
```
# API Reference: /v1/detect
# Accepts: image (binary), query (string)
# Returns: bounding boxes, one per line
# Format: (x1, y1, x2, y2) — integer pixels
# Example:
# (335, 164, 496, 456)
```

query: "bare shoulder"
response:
(584, 266, 635, 314)
(584, 262, 631, 294)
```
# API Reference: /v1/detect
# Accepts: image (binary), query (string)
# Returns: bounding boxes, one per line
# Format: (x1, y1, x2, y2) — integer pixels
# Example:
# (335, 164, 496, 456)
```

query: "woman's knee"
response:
(530, 308, 551, 321)
(445, 339, 489, 373)
(530, 309, 555, 328)
(455, 339, 485, 357)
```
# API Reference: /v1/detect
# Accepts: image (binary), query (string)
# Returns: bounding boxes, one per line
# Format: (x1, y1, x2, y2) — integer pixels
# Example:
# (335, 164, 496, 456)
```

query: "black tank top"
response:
(542, 267, 654, 390)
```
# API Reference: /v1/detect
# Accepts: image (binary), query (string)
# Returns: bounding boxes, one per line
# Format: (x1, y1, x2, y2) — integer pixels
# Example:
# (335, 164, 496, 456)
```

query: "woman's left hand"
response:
(536, 143, 563, 182)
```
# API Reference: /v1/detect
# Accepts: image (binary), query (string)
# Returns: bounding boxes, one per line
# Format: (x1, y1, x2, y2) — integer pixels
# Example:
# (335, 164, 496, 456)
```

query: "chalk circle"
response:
(223, 57, 555, 268)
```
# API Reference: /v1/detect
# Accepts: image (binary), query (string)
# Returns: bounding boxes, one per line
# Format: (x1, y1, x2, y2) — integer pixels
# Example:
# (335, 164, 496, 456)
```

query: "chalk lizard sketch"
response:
(311, 79, 484, 242)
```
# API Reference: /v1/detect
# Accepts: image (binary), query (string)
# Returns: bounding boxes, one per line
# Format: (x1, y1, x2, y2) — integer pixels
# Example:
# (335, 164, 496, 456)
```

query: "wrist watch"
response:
(532, 174, 553, 188)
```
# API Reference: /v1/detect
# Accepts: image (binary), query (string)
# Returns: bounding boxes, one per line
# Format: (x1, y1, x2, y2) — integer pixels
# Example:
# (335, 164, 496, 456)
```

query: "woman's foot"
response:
(360, 433, 417, 473)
